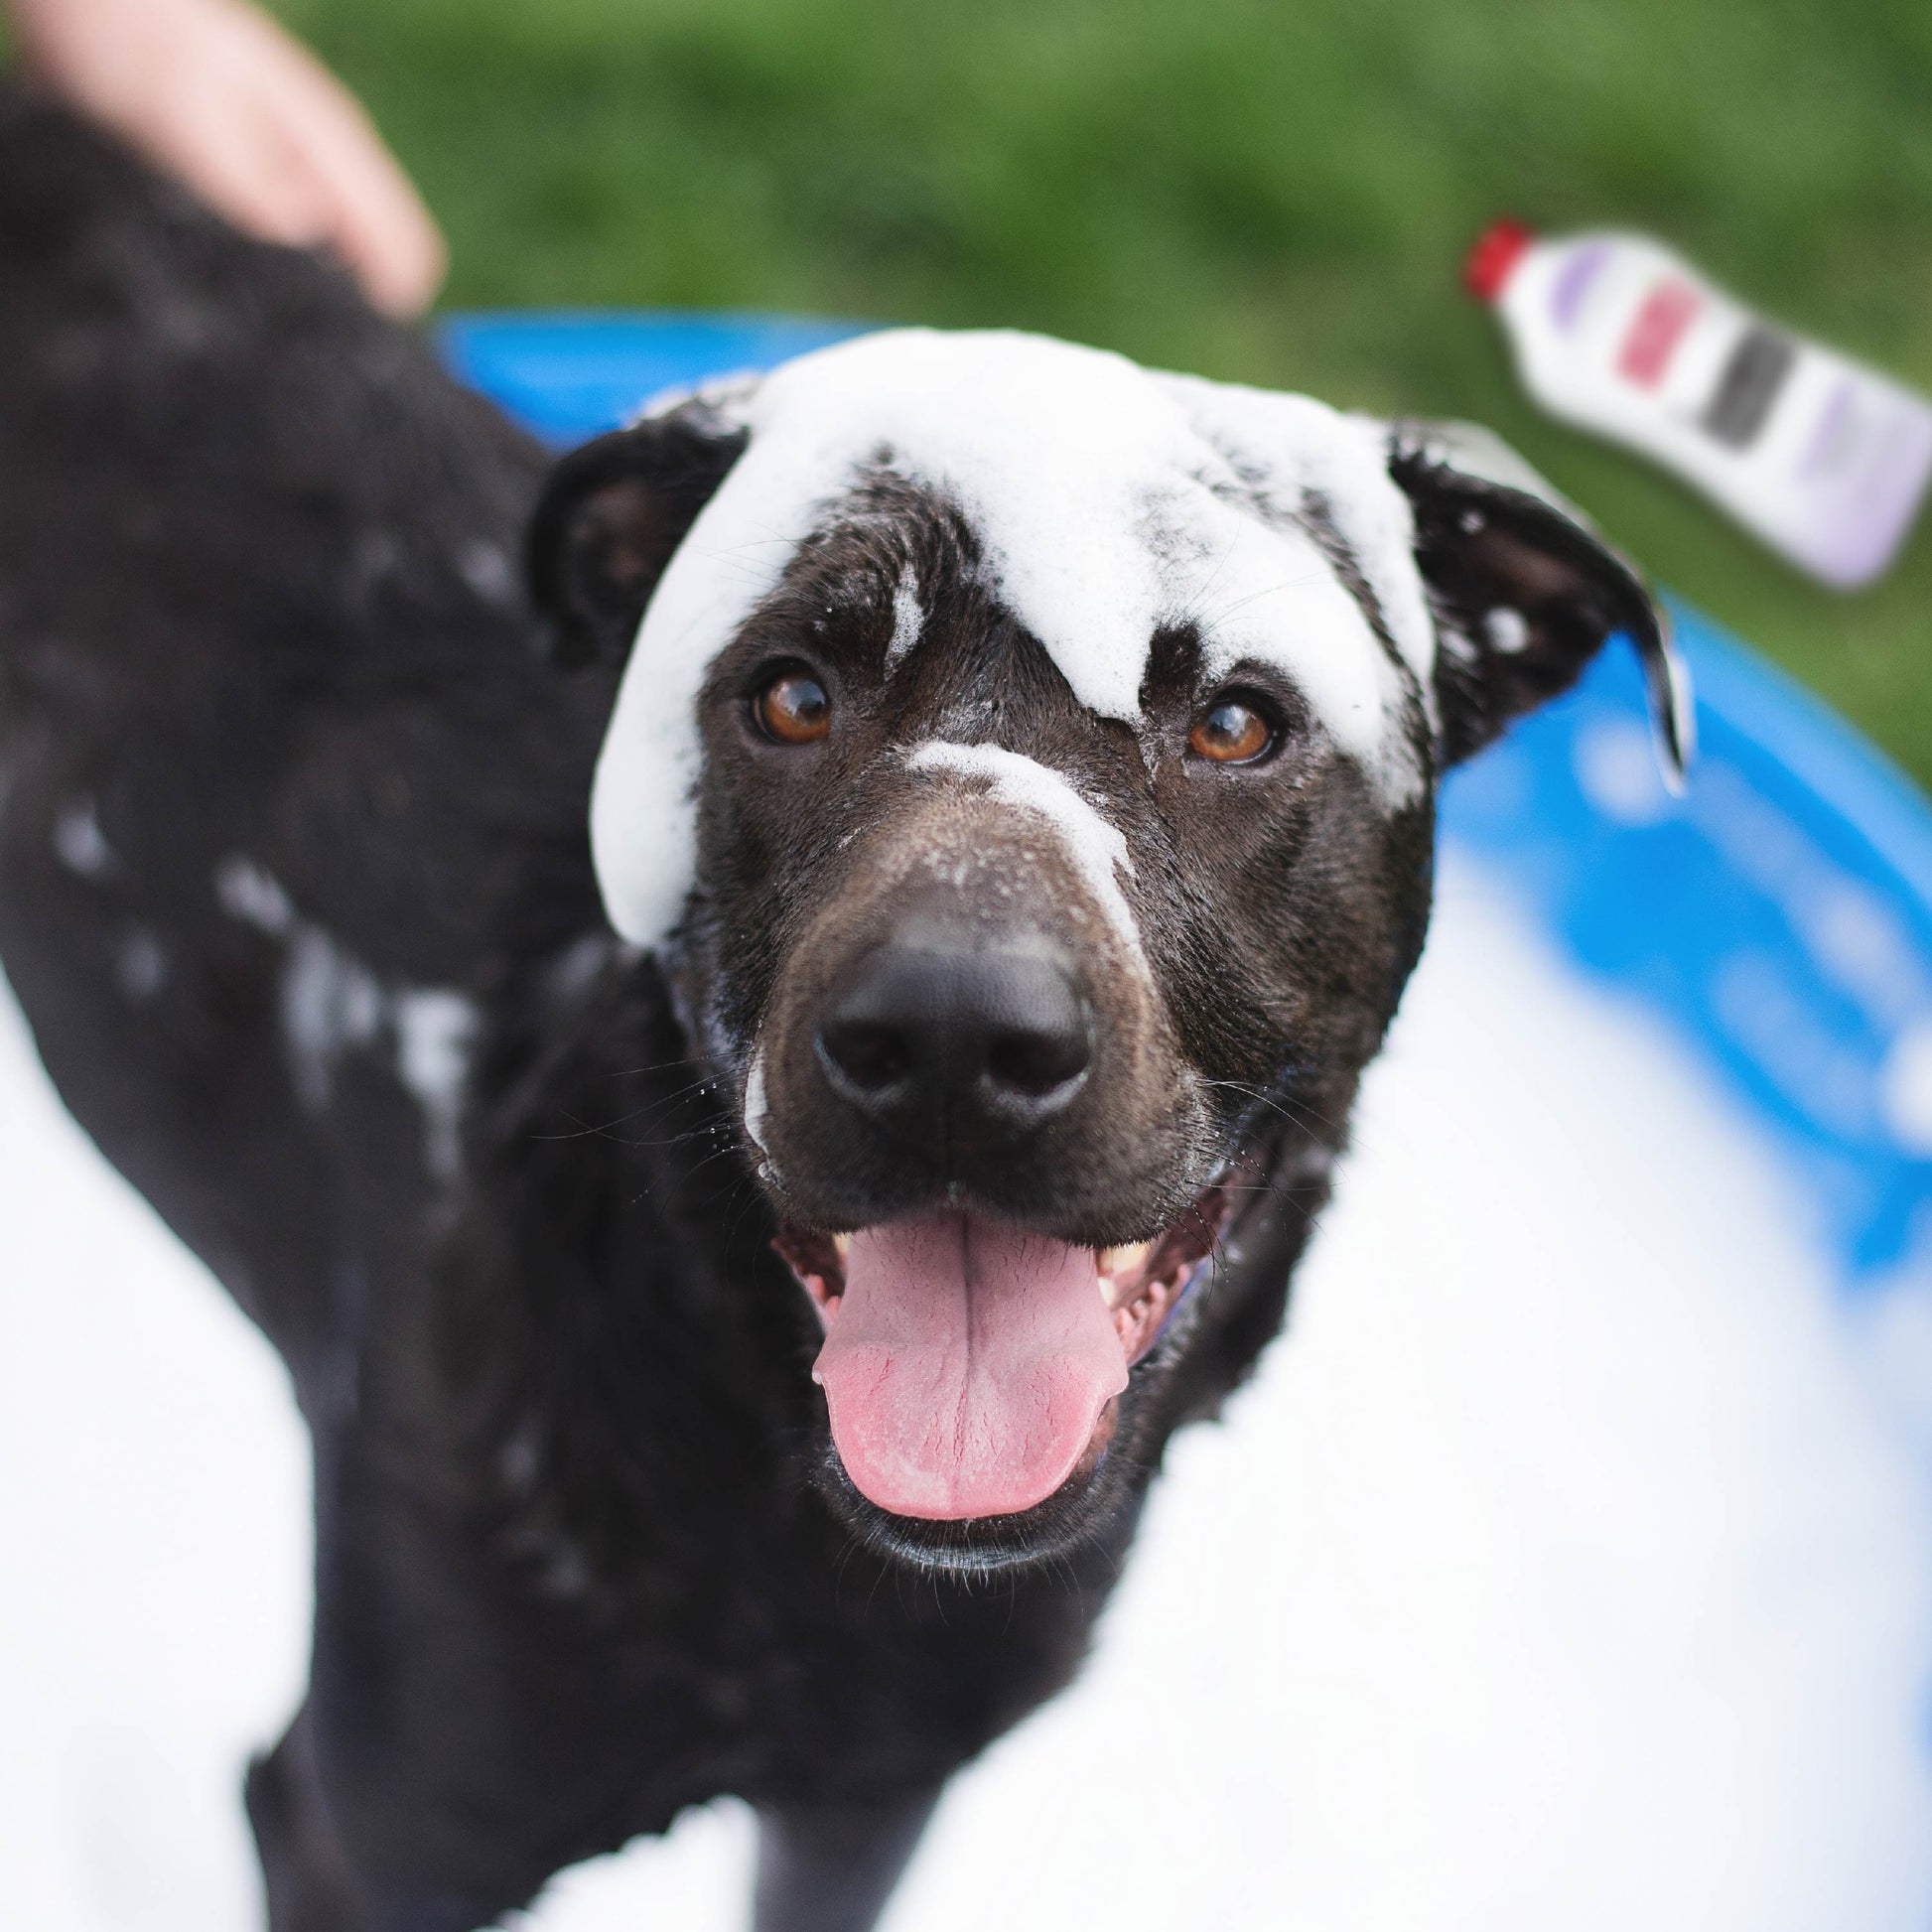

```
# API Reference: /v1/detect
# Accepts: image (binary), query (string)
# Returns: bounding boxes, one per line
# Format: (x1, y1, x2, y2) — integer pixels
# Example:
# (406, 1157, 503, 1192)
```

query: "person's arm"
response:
(8, 0, 444, 316)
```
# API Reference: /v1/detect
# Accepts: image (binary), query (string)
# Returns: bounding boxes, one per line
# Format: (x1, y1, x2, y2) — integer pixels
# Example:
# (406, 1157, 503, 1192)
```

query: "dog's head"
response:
(529, 330, 1687, 1570)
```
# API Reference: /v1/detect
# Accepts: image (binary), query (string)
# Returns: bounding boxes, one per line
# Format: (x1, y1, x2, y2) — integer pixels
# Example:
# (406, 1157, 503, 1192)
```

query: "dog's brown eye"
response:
(754, 668, 831, 746)
(1188, 696, 1276, 764)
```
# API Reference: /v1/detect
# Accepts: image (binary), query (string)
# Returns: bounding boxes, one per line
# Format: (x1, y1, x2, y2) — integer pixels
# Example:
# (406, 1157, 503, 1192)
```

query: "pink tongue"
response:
(812, 1212, 1129, 1521)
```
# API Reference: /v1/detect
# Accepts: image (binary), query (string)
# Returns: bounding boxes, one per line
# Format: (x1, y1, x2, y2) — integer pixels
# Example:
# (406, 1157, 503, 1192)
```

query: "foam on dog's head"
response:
(588, 329, 1440, 949)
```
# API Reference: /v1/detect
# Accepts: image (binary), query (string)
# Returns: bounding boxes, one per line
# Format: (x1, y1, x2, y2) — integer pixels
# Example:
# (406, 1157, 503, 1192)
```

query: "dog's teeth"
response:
(1095, 1239, 1155, 1310)
(832, 1233, 851, 1260)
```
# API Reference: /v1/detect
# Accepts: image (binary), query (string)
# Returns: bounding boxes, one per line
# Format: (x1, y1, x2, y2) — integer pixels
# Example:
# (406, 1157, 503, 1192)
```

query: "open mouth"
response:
(772, 1188, 1231, 1524)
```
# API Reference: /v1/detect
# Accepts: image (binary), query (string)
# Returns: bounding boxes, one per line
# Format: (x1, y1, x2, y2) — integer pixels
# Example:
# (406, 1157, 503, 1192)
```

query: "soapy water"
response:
(4, 845, 1929, 1932)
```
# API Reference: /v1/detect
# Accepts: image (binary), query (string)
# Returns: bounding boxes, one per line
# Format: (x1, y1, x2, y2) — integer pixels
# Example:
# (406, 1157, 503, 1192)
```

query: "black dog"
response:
(0, 86, 1685, 1932)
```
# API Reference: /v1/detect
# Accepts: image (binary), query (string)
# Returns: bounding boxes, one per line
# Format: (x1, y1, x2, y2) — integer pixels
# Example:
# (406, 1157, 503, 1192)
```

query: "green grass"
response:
(126, 1, 1932, 784)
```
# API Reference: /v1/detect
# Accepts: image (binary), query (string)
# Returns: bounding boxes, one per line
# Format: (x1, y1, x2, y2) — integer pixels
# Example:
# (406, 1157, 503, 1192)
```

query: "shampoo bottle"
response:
(1466, 221, 1932, 589)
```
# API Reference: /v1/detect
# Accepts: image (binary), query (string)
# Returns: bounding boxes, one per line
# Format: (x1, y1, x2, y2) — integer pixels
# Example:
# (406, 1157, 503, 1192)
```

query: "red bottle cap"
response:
(1464, 219, 1535, 302)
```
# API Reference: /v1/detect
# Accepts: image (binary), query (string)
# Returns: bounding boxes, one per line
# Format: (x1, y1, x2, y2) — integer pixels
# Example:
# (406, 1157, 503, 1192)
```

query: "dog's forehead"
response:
(590, 329, 1436, 948)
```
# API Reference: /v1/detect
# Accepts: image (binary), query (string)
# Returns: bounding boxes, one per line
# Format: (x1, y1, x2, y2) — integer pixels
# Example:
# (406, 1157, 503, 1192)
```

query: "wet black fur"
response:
(0, 86, 1662, 1931)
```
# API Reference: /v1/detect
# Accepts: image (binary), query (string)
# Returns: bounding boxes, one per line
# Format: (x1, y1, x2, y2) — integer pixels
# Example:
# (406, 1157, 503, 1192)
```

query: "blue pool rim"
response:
(442, 312, 1932, 1292)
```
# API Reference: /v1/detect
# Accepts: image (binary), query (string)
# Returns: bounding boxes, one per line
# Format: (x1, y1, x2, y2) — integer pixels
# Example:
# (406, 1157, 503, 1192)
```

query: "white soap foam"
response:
(886, 568, 925, 669)
(742, 1044, 770, 1157)
(212, 853, 475, 1176)
(4, 847, 1929, 1931)
(1156, 369, 1440, 719)
(0, 969, 309, 1932)
(213, 854, 296, 937)
(280, 924, 385, 1111)
(391, 987, 478, 1181)
(1485, 604, 1532, 654)
(905, 740, 1140, 950)
(591, 330, 1434, 947)
(52, 797, 117, 881)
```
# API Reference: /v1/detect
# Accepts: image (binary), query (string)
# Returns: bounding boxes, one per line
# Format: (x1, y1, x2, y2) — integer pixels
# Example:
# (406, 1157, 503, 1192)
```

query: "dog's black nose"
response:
(816, 923, 1092, 1139)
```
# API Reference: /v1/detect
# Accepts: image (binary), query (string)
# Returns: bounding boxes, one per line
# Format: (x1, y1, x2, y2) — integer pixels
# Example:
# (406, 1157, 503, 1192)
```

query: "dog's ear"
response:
(1388, 421, 1693, 785)
(526, 403, 751, 669)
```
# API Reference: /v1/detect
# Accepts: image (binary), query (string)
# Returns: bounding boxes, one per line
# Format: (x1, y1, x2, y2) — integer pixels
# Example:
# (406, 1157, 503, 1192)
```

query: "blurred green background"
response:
(147, 2, 1932, 785)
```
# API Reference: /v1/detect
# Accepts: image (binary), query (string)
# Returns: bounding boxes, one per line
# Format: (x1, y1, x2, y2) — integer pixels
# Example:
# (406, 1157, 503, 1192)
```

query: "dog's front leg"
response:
(245, 1704, 367, 1932)
(245, 1704, 508, 1932)
(752, 1786, 944, 1932)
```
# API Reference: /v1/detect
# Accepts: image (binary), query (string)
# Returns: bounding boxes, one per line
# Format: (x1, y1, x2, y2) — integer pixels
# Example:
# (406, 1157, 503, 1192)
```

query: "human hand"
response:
(9, 0, 445, 316)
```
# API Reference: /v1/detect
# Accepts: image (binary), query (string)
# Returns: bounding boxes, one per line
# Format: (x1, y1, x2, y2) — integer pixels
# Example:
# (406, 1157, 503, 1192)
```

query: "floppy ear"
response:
(526, 401, 751, 668)
(1388, 421, 1693, 785)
